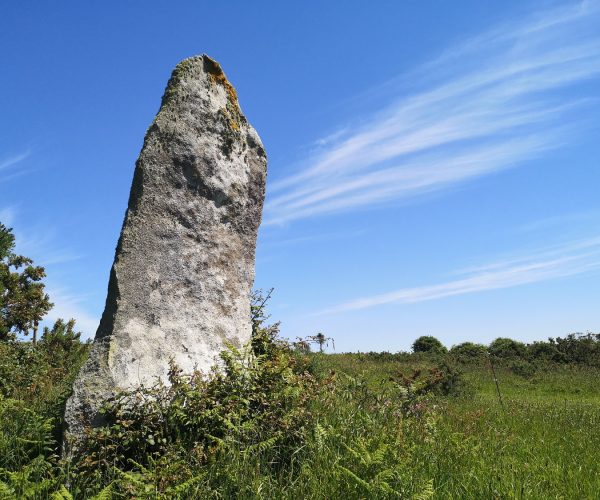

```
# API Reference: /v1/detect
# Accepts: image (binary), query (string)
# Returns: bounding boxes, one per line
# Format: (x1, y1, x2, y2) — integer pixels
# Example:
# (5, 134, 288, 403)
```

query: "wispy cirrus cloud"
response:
(0, 151, 31, 182)
(265, 2, 600, 225)
(318, 235, 600, 314)
(0, 151, 30, 171)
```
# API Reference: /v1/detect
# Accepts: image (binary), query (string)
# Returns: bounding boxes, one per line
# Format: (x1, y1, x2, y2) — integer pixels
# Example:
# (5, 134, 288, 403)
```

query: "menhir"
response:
(64, 55, 267, 455)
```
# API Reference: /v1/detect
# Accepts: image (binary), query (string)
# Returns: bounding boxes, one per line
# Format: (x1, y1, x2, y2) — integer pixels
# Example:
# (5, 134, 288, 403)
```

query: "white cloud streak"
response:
(0, 151, 30, 171)
(319, 235, 600, 314)
(0, 151, 31, 182)
(265, 2, 600, 225)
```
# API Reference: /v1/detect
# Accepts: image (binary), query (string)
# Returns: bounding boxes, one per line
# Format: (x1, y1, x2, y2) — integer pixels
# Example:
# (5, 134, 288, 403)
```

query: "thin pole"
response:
(488, 354, 504, 409)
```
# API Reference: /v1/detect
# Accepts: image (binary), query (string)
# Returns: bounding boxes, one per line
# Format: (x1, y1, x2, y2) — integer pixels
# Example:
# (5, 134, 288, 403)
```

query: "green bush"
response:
(527, 341, 566, 363)
(412, 335, 447, 354)
(392, 361, 471, 398)
(551, 332, 600, 366)
(510, 359, 536, 378)
(0, 320, 89, 447)
(489, 337, 527, 359)
(450, 342, 487, 360)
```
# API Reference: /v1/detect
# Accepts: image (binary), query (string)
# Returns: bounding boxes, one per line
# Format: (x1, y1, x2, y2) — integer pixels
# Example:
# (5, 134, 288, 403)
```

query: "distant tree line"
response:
(412, 334, 600, 367)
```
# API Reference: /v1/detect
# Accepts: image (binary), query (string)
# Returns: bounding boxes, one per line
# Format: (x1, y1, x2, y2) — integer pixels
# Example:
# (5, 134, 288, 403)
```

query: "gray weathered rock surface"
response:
(64, 55, 267, 454)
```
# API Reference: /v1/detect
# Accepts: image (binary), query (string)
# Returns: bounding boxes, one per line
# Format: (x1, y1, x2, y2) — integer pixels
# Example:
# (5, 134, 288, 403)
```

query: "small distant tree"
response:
(306, 332, 334, 353)
(450, 342, 487, 359)
(315, 332, 326, 352)
(488, 337, 527, 359)
(0, 223, 53, 342)
(412, 335, 447, 354)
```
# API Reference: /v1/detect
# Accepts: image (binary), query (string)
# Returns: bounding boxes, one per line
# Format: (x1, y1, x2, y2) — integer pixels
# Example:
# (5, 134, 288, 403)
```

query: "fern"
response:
(0, 481, 15, 498)
(314, 423, 327, 451)
(89, 482, 114, 500)
(412, 479, 434, 500)
(50, 485, 73, 499)
(168, 473, 206, 497)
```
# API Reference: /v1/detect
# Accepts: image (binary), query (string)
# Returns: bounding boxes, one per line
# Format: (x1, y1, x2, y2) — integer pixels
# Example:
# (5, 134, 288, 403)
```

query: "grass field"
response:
(315, 353, 600, 499)
(1, 338, 599, 498)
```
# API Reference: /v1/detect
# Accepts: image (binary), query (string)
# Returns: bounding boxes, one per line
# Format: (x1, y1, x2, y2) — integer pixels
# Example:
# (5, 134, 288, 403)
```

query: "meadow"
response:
(1, 320, 599, 498)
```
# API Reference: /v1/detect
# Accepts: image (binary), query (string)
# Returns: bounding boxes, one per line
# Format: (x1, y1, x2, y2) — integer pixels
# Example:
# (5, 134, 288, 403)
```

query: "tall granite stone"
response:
(64, 55, 267, 453)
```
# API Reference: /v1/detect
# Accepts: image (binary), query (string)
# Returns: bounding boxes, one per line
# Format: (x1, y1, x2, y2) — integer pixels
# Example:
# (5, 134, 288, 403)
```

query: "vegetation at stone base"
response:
(1, 321, 600, 498)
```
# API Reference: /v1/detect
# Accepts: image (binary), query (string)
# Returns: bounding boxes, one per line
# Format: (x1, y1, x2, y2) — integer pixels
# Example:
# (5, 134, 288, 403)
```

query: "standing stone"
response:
(64, 55, 267, 454)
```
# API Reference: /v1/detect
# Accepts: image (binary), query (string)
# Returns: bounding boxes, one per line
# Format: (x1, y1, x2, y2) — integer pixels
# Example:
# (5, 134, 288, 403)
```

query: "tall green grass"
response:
(1, 338, 599, 498)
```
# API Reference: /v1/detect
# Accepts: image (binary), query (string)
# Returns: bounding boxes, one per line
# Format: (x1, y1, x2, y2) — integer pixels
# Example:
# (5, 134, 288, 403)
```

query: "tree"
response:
(314, 332, 326, 353)
(412, 335, 447, 354)
(0, 223, 52, 341)
(450, 342, 487, 359)
(306, 332, 334, 353)
(488, 337, 527, 359)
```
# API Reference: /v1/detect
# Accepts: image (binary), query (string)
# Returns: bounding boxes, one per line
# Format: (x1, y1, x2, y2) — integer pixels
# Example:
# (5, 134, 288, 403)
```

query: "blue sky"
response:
(1, 1, 599, 351)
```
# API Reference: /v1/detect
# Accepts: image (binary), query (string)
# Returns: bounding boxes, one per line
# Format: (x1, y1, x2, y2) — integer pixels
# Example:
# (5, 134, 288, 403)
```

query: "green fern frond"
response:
(336, 465, 372, 493)
(89, 482, 114, 500)
(412, 479, 435, 500)
(169, 473, 207, 497)
(50, 485, 73, 500)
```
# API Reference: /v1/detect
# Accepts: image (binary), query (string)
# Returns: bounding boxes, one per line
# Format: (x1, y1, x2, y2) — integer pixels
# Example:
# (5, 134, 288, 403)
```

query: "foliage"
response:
(486, 333, 600, 367)
(509, 359, 536, 378)
(412, 335, 447, 354)
(1, 285, 600, 497)
(0, 223, 53, 341)
(449, 341, 487, 360)
(548, 332, 600, 366)
(70, 300, 327, 496)
(391, 361, 469, 398)
(488, 337, 527, 358)
(0, 320, 89, 446)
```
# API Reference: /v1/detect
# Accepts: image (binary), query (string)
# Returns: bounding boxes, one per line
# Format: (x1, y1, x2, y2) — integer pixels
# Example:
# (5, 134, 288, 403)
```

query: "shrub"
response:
(450, 342, 487, 360)
(551, 332, 600, 366)
(0, 399, 54, 471)
(412, 335, 447, 354)
(488, 337, 527, 359)
(510, 359, 536, 378)
(527, 341, 566, 363)
(392, 361, 470, 397)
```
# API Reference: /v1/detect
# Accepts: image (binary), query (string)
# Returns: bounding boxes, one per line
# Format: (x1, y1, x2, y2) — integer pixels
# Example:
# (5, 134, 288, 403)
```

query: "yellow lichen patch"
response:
(204, 57, 240, 109)
(204, 56, 243, 132)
